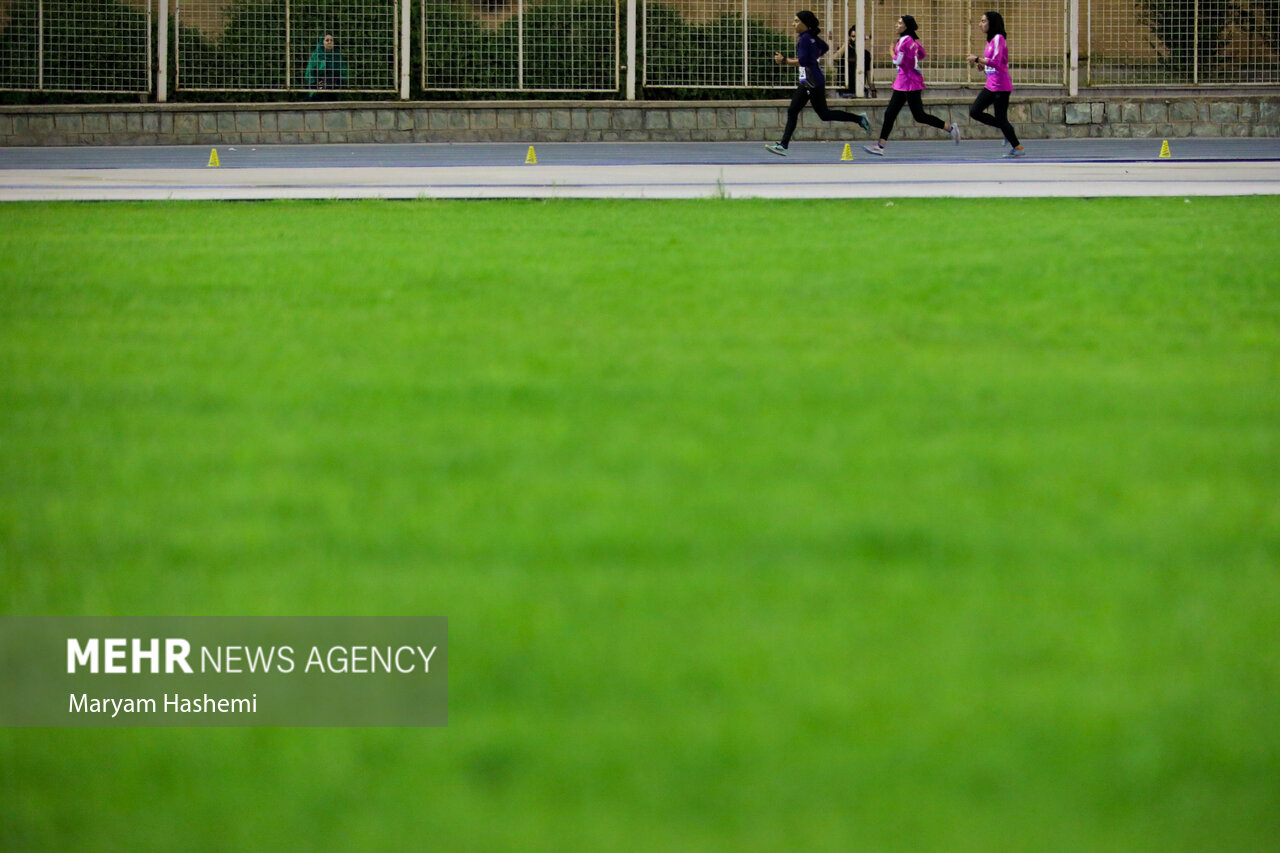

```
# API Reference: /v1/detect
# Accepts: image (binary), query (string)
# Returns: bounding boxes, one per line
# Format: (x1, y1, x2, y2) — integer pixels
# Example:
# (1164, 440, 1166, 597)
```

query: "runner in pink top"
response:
(966, 11, 1025, 157)
(893, 27, 926, 91)
(864, 15, 961, 156)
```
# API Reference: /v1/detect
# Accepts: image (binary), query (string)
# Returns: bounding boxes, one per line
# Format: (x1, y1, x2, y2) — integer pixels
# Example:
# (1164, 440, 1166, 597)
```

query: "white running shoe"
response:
(765, 142, 788, 156)
(863, 144, 885, 156)
(1003, 146, 1026, 158)
(950, 123, 962, 144)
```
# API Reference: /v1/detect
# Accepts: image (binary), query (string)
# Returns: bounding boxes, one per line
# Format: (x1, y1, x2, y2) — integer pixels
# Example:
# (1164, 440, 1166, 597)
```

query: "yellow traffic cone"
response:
(207, 148, 220, 167)
(841, 143, 854, 161)
(525, 146, 537, 165)
(1158, 139, 1171, 159)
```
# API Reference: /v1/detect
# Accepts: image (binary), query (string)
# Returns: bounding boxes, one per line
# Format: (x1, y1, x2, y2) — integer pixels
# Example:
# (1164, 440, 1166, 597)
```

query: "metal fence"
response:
(642, 0, 803, 89)
(0, 0, 151, 91)
(860, 1, 1069, 89)
(2, 0, 1279, 94)
(643, 0, 1277, 91)
(1087, 0, 1280, 85)
(639, 1, 1072, 91)
(175, 0, 398, 91)
(422, 0, 618, 91)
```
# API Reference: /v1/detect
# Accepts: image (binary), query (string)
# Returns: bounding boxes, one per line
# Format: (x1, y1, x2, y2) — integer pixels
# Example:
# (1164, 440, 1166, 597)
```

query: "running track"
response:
(2, 138, 1278, 200)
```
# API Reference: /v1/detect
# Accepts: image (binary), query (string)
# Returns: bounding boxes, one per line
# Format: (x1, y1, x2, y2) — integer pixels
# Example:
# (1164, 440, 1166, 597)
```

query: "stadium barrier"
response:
(1, 0, 1278, 97)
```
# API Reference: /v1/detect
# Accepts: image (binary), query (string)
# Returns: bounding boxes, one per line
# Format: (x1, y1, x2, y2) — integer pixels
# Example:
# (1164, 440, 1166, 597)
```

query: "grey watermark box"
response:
(0, 616, 447, 727)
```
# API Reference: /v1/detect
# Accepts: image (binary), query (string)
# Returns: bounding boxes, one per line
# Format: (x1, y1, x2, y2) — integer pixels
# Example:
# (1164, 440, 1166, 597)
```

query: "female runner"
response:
(967, 11, 1025, 157)
(766, 11, 873, 156)
(863, 15, 961, 156)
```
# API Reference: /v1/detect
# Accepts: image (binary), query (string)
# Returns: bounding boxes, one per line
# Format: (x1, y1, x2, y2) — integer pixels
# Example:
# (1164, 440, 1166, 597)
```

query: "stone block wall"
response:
(2, 96, 1277, 146)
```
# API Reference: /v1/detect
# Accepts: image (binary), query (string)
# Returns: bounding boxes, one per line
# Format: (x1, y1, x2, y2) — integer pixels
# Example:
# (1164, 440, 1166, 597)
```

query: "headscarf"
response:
(984, 11, 1007, 41)
(305, 34, 346, 89)
(796, 11, 829, 54)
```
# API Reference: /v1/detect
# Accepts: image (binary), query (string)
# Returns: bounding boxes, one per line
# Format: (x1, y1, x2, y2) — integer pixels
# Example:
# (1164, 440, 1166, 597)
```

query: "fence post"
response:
(517, 0, 525, 89)
(1068, 0, 1079, 95)
(824, 0, 832, 77)
(1193, 0, 1199, 85)
(157, 0, 168, 102)
(966, 0, 973, 84)
(37, 0, 43, 90)
(627, 0, 637, 99)
(854, 0, 864, 97)
(401, 0, 410, 99)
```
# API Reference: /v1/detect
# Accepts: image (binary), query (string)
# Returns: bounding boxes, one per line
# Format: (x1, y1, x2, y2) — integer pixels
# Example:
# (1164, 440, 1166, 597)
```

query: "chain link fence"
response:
(422, 0, 618, 91)
(175, 0, 397, 92)
(0, 0, 151, 91)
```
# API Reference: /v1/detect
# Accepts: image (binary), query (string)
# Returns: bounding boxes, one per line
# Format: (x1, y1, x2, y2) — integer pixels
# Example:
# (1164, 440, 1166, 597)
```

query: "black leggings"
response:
(780, 83, 867, 147)
(878, 89, 947, 140)
(969, 89, 1020, 147)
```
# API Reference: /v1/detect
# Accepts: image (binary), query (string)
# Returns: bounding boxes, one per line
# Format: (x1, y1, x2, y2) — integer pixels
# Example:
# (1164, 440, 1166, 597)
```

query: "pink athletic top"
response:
(983, 33, 1013, 92)
(891, 35, 926, 92)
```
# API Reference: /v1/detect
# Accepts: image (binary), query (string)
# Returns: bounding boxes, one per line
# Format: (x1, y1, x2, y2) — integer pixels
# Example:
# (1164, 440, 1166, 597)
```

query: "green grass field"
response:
(2, 198, 1278, 851)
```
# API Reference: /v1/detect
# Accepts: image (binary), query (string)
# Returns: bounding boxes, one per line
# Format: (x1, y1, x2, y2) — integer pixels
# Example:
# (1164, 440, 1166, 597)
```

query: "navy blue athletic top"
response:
(796, 31, 827, 88)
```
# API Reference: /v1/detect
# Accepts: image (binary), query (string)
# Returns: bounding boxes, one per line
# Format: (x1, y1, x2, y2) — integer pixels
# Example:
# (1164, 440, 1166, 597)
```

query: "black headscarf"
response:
(796, 11, 829, 53)
(900, 15, 919, 39)
(984, 11, 1007, 41)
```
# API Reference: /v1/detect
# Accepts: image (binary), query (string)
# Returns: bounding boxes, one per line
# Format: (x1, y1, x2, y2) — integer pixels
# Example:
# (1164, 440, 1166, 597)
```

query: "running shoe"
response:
(765, 143, 788, 157)
(863, 144, 885, 156)
(1003, 146, 1026, 158)
(858, 114, 872, 135)
(950, 123, 962, 144)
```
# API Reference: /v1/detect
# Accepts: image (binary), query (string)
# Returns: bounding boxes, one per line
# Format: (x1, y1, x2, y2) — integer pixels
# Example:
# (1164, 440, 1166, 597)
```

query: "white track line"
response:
(3, 162, 1280, 200)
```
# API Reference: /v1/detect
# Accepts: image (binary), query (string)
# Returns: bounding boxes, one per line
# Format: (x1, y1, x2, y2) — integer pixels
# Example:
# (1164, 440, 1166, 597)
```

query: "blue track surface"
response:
(2, 138, 1278, 169)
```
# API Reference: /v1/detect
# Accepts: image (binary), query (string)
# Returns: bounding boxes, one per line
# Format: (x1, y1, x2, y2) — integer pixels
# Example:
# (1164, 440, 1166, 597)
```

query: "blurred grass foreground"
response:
(2, 198, 1278, 851)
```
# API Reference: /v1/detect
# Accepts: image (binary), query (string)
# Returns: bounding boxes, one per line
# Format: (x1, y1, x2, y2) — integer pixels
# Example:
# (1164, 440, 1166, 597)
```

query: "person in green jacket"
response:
(305, 33, 348, 100)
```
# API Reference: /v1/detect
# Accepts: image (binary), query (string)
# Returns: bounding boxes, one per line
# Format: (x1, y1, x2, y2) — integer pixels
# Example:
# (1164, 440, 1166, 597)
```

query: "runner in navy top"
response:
(766, 11, 872, 156)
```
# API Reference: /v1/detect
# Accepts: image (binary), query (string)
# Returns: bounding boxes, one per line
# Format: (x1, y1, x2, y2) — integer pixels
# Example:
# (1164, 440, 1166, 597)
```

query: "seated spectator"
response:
(305, 33, 348, 100)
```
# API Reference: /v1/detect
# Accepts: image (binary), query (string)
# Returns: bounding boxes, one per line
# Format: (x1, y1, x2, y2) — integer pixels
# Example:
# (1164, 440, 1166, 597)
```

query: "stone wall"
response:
(2, 96, 1277, 146)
